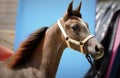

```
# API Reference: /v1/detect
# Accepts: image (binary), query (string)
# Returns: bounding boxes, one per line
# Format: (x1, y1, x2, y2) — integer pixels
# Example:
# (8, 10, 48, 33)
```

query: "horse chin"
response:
(91, 52, 104, 60)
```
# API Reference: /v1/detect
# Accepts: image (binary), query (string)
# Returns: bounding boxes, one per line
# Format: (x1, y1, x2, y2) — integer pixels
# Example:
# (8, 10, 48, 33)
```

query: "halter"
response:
(57, 18, 94, 53)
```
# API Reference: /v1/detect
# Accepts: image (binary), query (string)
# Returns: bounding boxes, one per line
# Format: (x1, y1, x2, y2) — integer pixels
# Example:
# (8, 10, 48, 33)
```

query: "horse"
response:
(0, 1, 104, 78)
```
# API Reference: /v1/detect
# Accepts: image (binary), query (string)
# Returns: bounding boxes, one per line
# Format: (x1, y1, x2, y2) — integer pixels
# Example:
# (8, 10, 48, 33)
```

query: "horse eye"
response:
(71, 25, 80, 31)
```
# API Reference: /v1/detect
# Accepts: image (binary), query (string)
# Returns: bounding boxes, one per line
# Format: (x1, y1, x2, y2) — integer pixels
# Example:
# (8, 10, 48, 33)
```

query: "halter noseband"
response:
(57, 18, 94, 53)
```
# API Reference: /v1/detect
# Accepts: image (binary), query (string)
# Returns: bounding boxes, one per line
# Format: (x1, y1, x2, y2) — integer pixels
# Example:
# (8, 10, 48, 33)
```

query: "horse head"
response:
(58, 1, 104, 60)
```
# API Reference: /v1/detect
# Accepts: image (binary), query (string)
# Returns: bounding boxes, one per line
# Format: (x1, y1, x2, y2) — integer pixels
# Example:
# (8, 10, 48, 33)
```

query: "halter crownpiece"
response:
(57, 18, 94, 53)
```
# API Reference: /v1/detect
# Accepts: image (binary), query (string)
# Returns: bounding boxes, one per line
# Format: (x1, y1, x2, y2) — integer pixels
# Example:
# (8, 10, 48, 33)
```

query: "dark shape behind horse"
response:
(84, 2, 120, 78)
(0, 1, 104, 78)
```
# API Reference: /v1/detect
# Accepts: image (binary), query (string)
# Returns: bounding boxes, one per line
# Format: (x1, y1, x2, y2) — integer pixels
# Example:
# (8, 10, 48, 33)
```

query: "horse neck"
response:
(32, 23, 66, 78)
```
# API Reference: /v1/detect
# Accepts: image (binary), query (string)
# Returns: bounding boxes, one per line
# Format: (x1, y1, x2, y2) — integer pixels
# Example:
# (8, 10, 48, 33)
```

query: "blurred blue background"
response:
(15, 0, 96, 78)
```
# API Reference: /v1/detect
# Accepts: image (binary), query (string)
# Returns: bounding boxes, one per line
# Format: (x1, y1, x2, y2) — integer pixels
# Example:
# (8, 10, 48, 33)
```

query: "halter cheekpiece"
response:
(57, 18, 94, 53)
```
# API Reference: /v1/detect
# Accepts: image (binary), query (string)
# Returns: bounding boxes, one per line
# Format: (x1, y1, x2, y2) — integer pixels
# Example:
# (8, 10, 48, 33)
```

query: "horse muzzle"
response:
(87, 38, 104, 60)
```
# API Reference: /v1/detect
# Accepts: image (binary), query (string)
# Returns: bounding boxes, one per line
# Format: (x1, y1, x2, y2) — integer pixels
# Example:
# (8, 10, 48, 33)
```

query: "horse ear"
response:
(67, 1, 73, 13)
(75, 1, 82, 12)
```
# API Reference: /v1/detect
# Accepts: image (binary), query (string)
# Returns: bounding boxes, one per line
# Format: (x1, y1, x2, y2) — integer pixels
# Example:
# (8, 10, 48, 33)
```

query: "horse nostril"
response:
(95, 45, 100, 52)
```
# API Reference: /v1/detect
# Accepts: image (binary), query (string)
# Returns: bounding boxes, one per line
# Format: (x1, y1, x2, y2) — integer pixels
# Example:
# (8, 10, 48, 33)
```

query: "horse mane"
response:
(8, 27, 48, 69)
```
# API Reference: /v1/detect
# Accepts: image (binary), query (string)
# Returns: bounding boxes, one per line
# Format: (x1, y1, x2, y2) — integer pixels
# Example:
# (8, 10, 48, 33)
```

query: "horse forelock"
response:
(63, 11, 82, 22)
(7, 27, 48, 69)
(70, 11, 82, 18)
